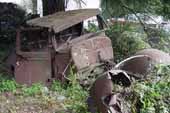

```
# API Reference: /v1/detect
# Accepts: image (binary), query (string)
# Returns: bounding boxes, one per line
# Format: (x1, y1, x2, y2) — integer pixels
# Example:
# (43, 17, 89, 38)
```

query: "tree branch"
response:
(118, 0, 150, 38)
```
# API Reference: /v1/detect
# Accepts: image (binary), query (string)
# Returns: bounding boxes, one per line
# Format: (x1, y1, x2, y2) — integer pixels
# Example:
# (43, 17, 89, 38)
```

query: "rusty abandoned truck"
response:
(5, 9, 114, 85)
(3, 8, 170, 113)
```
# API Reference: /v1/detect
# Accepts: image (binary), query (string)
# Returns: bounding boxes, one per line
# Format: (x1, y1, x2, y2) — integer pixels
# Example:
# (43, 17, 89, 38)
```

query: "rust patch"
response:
(52, 53, 71, 82)
(15, 28, 52, 85)
(89, 70, 130, 113)
(15, 56, 51, 85)
(71, 36, 114, 70)
(115, 55, 152, 79)
(114, 49, 170, 79)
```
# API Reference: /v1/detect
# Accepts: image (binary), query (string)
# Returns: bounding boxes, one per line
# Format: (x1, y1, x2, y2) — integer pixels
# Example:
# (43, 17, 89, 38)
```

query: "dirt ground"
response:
(0, 91, 69, 113)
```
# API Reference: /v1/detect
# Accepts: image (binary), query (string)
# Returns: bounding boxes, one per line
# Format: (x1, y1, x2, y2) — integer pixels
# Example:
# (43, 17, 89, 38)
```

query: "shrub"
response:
(22, 83, 44, 96)
(131, 64, 170, 113)
(106, 23, 150, 62)
(0, 78, 17, 93)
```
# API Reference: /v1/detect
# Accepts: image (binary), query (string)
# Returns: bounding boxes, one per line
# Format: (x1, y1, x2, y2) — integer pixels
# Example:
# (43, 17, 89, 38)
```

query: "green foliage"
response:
(64, 67, 89, 113)
(106, 23, 150, 62)
(0, 74, 44, 96)
(0, 74, 17, 93)
(131, 64, 170, 113)
(100, 0, 170, 19)
(0, 80, 17, 93)
(51, 67, 89, 113)
(0, 3, 26, 44)
(51, 81, 89, 113)
(146, 27, 170, 53)
(86, 22, 99, 32)
(106, 22, 170, 62)
(51, 80, 65, 92)
(22, 83, 44, 96)
(64, 82, 89, 113)
(158, 0, 170, 19)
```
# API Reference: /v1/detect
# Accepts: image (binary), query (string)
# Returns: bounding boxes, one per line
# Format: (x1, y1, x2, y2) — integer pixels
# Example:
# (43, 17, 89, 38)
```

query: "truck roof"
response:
(27, 9, 100, 33)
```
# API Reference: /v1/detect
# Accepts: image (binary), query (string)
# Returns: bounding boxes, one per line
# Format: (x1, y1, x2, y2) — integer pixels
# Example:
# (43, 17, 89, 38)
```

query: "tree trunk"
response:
(42, 0, 65, 16)
(32, 0, 37, 14)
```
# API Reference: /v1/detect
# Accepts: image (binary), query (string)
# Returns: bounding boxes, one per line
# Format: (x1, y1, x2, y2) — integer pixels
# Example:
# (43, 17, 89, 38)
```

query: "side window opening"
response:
(20, 29, 48, 52)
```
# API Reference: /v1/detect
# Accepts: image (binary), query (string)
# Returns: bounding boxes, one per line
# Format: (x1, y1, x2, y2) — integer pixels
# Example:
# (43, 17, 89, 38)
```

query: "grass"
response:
(51, 67, 90, 113)
(0, 69, 90, 113)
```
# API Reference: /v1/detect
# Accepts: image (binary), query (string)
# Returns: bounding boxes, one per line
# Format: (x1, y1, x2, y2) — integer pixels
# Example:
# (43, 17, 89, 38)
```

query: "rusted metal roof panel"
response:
(27, 9, 100, 33)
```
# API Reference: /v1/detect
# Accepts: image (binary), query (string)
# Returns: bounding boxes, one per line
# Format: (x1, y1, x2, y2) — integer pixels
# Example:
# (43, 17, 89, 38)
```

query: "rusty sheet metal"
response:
(53, 53, 71, 81)
(114, 55, 152, 79)
(115, 49, 170, 79)
(27, 9, 100, 33)
(14, 27, 52, 85)
(89, 70, 130, 113)
(90, 74, 113, 113)
(15, 53, 51, 85)
(17, 52, 49, 59)
(55, 32, 105, 53)
(102, 93, 123, 113)
(71, 36, 113, 70)
(135, 48, 170, 64)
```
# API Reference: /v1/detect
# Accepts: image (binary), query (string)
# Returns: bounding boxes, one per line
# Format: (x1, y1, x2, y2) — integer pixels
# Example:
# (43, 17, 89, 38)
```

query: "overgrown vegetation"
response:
(0, 74, 17, 93)
(0, 3, 26, 44)
(105, 22, 170, 62)
(101, 0, 170, 19)
(51, 72, 89, 113)
(106, 23, 150, 62)
(104, 22, 170, 113)
(130, 64, 170, 113)
(146, 27, 170, 52)
(0, 68, 89, 113)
